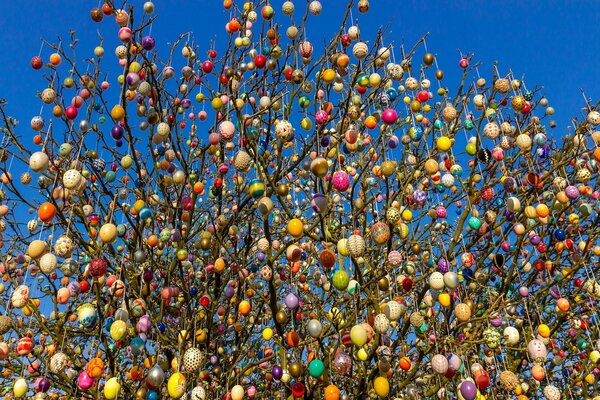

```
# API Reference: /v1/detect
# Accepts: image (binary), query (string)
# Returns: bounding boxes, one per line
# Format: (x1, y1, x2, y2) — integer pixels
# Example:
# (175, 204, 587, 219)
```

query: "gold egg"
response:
(200, 238, 212, 250)
(289, 361, 304, 378)
(423, 53, 435, 66)
(276, 183, 289, 196)
(310, 157, 328, 178)
(435, 69, 444, 80)
(378, 277, 390, 291)
(276, 310, 288, 324)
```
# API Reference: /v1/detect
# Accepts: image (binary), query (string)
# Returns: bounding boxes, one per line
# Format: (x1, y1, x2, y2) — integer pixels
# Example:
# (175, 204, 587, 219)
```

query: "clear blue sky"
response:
(0, 0, 598, 132)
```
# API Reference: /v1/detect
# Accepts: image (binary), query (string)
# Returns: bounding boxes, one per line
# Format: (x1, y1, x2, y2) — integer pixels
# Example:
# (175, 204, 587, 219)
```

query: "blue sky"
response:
(0, 0, 598, 131)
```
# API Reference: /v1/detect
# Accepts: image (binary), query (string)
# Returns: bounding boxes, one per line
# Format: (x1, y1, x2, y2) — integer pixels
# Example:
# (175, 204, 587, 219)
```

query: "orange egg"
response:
(238, 300, 251, 316)
(365, 115, 377, 130)
(324, 384, 340, 400)
(557, 297, 570, 311)
(531, 364, 545, 381)
(49, 53, 62, 66)
(38, 202, 57, 223)
(399, 356, 411, 371)
(215, 257, 226, 273)
(286, 331, 300, 347)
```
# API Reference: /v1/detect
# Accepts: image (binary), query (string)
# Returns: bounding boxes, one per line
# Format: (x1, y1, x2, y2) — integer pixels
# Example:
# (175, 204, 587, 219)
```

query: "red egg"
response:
(65, 106, 78, 120)
(31, 56, 43, 70)
(254, 55, 267, 69)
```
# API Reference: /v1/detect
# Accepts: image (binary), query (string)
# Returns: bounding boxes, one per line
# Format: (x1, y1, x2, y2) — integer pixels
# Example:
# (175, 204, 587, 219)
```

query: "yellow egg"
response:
(13, 378, 28, 398)
(167, 372, 186, 398)
(538, 324, 550, 338)
(436, 136, 452, 152)
(104, 377, 122, 399)
(262, 327, 273, 340)
(438, 292, 451, 307)
(111, 105, 125, 120)
(357, 348, 368, 361)
(373, 377, 390, 397)
(287, 218, 304, 238)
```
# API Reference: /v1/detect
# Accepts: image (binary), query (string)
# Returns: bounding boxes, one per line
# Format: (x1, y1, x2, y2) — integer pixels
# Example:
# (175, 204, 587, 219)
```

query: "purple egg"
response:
(142, 35, 156, 50)
(460, 380, 477, 400)
(285, 293, 299, 309)
(388, 135, 399, 149)
(35, 377, 50, 393)
(529, 235, 541, 245)
(272, 365, 283, 380)
(111, 125, 124, 140)
(519, 286, 529, 297)
(437, 258, 449, 272)
(143, 269, 153, 283)
(225, 286, 235, 298)
(490, 317, 503, 327)
(565, 185, 579, 199)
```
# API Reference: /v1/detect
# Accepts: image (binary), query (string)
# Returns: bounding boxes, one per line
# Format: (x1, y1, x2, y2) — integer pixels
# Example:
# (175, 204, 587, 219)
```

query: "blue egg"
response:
(554, 229, 566, 241)
(139, 207, 152, 220)
(105, 171, 116, 182)
(190, 286, 199, 296)
(147, 391, 158, 400)
(157, 322, 166, 333)
(130, 337, 146, 356)
(385, 87, 397, 101)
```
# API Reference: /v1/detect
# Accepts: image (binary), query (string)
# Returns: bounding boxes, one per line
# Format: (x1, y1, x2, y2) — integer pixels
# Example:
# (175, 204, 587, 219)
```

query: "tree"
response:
(0, 0, 599, 399)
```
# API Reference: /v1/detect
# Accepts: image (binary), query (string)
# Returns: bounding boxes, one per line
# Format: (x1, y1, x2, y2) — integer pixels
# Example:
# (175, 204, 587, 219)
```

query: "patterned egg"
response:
(405, 77, 419, 91)
(347, 234, 365, 257)
(543, 385, 561, 400)
(11, 285, 30, 308)
(352, 42, 368, 59)
(282, 1, 294, 15)
(388, 64, 403, 81)
(499, 370, 518, 391)
(16, 336, 33, 355)
(183, 347, 204, 372)
(233, 150, 251, 171)
(191, 385, 207, 400)
(528, 339, 547, 363)
(299, 41, 313, 58)
(442, 105, 457, 121)
(156, 122, 170, 137)
(260, 265, 272, 281)
(429, 272, 445, 290)
(373, 314, 390, 334)
(89, 258, 108, 277)
(0, 315, 12, 334)
(39, 252, 58, 274)
(494, 78, 510, 94)
(332, 171, 350, 191)
(383, 300, 402, 321)
(27, 219, 38, 232)
(455, 303, 472, 322)
(50, 352, 69, 374)
(431, 354, 448, 375)
(61, 258, 79, 277)
(54, 235, 74, 258)
(275, 119, 293, 141)
(387, 250, 402, 266)
(77, 303, 98, 328)
(309, 1, 322, 15)
(483, 122, 500, 139)
(386, 207, 401, 224)
(63, 169, 82, 189)
(370, 222, 390, 245)
(218, 121, 236, 141)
